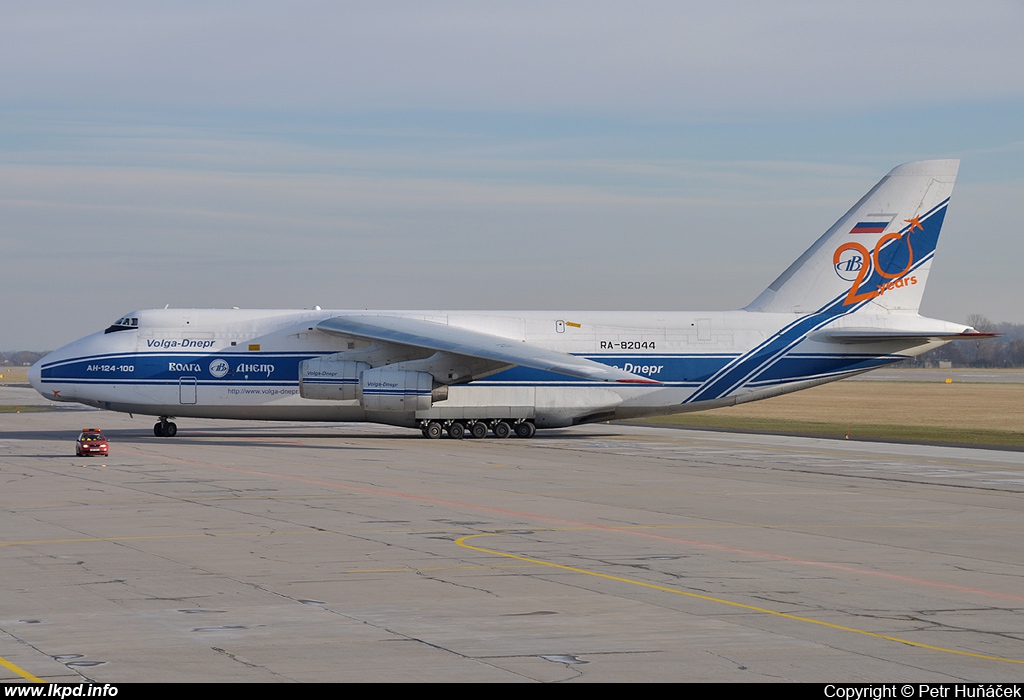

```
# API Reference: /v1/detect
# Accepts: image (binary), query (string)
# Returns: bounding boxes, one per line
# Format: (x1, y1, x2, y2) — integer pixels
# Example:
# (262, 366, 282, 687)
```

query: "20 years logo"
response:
(833, 216, 922, 306)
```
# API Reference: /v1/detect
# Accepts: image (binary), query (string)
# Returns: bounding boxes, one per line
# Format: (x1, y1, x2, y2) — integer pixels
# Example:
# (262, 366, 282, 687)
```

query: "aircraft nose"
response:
(27, 358, 42, 393)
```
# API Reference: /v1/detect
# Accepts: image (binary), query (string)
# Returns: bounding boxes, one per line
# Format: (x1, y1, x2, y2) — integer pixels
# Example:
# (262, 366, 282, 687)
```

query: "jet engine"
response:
(298, 358, 369, 401)
(358, 368, 435, 412)
(300, 358, 447, 411)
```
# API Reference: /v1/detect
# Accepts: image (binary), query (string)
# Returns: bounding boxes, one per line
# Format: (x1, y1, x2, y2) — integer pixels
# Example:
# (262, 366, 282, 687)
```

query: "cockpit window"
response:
(104, 316, 139, 334)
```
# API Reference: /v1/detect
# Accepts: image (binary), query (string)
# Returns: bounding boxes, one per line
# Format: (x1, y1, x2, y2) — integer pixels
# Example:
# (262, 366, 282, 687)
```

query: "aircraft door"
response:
(179, 377, 197, 404)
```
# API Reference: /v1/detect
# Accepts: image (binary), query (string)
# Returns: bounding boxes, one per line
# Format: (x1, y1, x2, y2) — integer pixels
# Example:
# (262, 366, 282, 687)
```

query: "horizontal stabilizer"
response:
(810, 328, 997, 345)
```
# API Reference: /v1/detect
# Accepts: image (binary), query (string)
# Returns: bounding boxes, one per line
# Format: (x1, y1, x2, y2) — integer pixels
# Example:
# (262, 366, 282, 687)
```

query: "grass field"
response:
(635, 380, 1024, 447)
(0, 405, 50, 413)
(0, 366, 28, 384)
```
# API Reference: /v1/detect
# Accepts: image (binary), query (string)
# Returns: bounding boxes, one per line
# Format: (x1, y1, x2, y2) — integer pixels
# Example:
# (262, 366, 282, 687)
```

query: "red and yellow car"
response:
(76, 428, 109, 457)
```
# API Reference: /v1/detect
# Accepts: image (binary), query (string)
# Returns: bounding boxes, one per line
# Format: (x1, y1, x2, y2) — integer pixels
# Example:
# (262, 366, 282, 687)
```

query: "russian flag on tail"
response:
(849, 219, 890, 234)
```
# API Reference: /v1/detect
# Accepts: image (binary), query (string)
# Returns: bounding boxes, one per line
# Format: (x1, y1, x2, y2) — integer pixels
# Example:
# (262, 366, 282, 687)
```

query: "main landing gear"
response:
(419, 419, 536, 440)
(153, 418, 178, 437)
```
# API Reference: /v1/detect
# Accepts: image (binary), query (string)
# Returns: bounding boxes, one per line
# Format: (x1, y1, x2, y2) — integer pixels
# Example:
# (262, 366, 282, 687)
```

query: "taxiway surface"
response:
(1, 408, 1022, 682)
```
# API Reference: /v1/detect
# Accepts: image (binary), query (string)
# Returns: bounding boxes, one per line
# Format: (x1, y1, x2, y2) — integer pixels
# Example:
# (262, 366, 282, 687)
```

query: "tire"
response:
(514, 421, 536, 438)
(154, 422, 165, 437)
(492, 421, 511, 439)
(424, 422, 443, 439)
(469, 421, 488, 439)
(447, 422, 465, 439)
(164, 422, 177, 437)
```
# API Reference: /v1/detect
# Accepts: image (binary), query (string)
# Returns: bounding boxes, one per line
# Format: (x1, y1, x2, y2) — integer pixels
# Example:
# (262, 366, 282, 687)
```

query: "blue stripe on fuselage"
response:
(39, 353, 316, 385)
(39, 349, 903, 393)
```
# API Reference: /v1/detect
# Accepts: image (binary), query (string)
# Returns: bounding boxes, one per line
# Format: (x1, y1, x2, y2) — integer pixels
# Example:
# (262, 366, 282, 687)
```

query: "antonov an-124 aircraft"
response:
(31, 160, 989, 439)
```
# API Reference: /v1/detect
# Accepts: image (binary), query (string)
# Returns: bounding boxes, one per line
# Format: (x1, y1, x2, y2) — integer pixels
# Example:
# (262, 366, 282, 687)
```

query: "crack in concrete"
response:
(210, 646, 295, 681)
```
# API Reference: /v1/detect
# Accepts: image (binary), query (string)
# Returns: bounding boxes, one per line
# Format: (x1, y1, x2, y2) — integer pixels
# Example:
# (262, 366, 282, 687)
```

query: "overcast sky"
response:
(3, 1, 1023, 350)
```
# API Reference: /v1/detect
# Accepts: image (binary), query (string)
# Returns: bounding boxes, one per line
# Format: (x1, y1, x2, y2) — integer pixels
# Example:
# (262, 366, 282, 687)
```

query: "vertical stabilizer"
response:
(745, 160, 959, 315)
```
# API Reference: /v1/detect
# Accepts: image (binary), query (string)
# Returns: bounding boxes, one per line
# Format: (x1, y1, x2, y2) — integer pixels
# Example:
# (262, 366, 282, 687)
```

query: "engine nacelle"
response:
(298, 358, 370, 401)
(358, 369, 434, 412)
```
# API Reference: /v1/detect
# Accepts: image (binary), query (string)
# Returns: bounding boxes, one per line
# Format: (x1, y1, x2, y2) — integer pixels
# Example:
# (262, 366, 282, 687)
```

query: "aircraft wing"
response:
(316, 315, 660, 384)
(810, 329, 997, 345)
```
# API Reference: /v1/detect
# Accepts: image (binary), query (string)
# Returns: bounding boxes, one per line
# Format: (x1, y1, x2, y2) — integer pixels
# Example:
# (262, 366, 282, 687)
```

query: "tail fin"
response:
(745, 160, 959, 315)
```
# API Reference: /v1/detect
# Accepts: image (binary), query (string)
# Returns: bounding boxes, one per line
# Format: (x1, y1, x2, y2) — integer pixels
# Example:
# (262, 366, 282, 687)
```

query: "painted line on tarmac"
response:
(0, 654, 45, 683)
(457, 532, 1024, 667)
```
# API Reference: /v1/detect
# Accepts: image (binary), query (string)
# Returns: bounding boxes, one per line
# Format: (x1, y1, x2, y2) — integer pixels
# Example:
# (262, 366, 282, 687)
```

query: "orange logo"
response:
(832, 217, 920, 306)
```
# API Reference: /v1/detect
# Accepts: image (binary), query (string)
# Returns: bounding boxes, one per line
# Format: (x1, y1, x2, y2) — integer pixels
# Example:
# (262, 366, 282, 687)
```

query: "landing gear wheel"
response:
(424, 422, 443, 439)
(155, 420, 177, 437)
(492, 421, 511, 439)
(514, 421, 536, 439)
(469, 421, 488, 439)
(447, 422, 465, 439)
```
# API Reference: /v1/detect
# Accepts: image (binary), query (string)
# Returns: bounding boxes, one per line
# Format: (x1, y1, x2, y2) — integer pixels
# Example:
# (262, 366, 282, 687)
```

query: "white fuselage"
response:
(30, 307, 953, 430)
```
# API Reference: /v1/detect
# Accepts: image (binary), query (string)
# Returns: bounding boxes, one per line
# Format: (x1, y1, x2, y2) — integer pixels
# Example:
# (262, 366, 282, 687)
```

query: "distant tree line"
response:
(4, 315, 1024, 368)
(0, 350, 47, 366)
